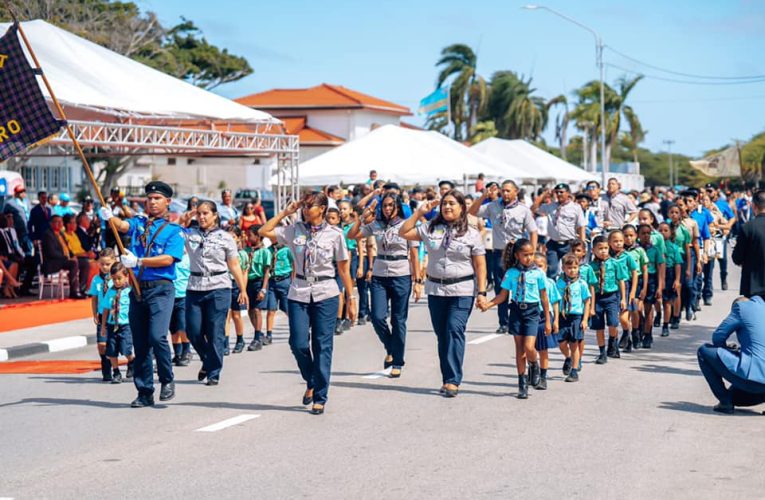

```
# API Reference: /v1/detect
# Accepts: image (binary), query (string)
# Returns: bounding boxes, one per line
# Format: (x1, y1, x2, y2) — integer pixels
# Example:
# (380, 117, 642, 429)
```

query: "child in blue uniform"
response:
(88, 248, 117, 381)
(534, 253, 560, 390)
(609, 230, 639, 353)
(586, 235, 628, 364)
(622, 225, 649, 351)
(482, 239, 551, 399)
(102, 263, 135, 383)
(659, 222, 683, 338)
(556, 254, 591, 382)
(228, 226, 250, 353)
(571, 239, 595, 369)
(170, 252, 191, 365)
(639, 224, 665, 348)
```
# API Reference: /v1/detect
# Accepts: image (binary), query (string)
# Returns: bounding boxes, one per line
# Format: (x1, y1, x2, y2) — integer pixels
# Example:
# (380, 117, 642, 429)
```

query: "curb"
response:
(0, 335, 97, 362)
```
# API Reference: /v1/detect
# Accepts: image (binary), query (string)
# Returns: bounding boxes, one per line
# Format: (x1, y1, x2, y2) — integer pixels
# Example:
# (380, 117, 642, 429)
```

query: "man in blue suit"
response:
(697, 296, 765, 414)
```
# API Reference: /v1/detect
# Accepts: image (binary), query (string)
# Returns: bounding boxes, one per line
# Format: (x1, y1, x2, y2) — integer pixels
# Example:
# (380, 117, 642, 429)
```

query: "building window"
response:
(167, 158, 176, 165)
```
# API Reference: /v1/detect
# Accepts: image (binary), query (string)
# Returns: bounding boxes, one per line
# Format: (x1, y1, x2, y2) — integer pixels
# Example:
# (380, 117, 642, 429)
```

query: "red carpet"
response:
(0, 359, 124, 374)
(0, 298, 92, 333)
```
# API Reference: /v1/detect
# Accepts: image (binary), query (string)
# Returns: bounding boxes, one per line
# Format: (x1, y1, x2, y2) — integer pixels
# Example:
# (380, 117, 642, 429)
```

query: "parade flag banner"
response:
(689, 145, 741, 178)
(418, 87, 449, 116)
(0, 23, 63, 162)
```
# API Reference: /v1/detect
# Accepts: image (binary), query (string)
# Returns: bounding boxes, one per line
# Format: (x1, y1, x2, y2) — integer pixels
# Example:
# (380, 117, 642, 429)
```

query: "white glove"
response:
(120, 250, 140, 268)
(262, 237, 272, 249)
(99, 206, 114, 221)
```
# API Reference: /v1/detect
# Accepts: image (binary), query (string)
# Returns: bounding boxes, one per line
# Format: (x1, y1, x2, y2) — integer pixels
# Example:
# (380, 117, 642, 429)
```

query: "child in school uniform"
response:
(638, 224, 665, 348)
(556, 253, 592, 382)
(608, 230, 639, 354)
(587, 235, 628, 364)
(228, 226, 250, 353)
(101, 262, 135, 383)
(533, 253, 560, 390)
(88, 248, 117, 381)
(659, 222, 683, 338)
(246, 225, 272, 351)
(263, 241, 294, 345)
(623, 225, 648, 351)
(482, 239, 551, 399)
(570, 239, 595, 369)
(170, 251, 191, 365)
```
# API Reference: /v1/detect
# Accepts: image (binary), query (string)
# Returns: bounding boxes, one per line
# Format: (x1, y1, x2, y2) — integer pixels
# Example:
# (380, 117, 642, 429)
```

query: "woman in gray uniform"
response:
(259, 192, 353, 415)
(399, 190, 487, 397)
(347, 192, 422, 378)
(183, 201, 249, 385)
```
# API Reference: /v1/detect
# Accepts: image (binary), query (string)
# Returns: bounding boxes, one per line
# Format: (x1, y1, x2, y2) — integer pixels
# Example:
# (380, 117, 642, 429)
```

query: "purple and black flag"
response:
(0, 23, 63, 161)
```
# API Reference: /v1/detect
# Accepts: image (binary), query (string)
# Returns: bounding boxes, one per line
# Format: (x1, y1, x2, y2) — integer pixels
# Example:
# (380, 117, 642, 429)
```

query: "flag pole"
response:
(6, 9, 141, 297)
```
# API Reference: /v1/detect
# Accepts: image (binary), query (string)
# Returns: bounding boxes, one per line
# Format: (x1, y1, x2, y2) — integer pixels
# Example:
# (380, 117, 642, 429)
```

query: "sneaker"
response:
(721, 280, 728, 291)
(642, 334, 653, 349)
(704, 298, 713, 307)
(686, 309, 694, 321)
(264, 333, 273, 346)
(565, 369, 579, 382)
(334, 321, 343, 336)
(357, 318, 367, 326)
(233, 337, 245, 353)
(342, 319, 351, 331)
(661, 325, 670, 337)
(562, 357, 572, 376)
(111, 370, 122, 384)
(653, 314, 661, 328)
(125, 362, 134, 380)
(178, 352, 191, 366)
(595, 352, 608, 365)
(247, 339, 263, 351)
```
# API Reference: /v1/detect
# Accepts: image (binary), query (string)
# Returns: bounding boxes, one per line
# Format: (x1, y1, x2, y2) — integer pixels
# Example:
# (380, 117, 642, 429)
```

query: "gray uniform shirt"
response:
(417, 221, 485, 297)
(276, 222, 349, 303)
(601, 192, 637, 229)
(360, 219, 418, 278)
(185, 227, 238, 291)
(539, 201, 586, 242)
(478, 199, 537, 250)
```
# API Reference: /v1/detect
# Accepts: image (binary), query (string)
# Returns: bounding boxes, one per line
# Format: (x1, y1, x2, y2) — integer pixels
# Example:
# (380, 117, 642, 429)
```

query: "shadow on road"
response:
(659, 400, 764, 417)
(332, 380, 507, 398)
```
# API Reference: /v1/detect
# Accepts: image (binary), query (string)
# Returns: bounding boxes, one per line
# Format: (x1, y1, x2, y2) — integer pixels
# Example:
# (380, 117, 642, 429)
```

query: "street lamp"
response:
(523, 4, 608, 188)
(663, 139, 675, 187)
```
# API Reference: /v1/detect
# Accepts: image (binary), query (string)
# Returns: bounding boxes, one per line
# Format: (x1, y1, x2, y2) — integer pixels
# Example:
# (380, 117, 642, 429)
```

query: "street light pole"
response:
(663, 139, 675, 187)
(523, 5, 608, 187)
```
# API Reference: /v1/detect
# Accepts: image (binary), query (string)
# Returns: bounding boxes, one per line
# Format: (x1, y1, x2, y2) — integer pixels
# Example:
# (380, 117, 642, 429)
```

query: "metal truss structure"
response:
(35, 119, 300, 209)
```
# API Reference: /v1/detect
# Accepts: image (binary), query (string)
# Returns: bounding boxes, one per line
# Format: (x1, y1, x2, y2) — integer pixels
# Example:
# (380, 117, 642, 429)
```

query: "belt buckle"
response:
(519, 303, 528, 310)
(306, 276, 316, 283)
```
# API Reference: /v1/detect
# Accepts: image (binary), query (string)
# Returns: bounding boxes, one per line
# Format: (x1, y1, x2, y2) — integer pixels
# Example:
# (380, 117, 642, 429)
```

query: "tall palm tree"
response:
(622, 105, 646, 163)
(435, 44, 487, 141)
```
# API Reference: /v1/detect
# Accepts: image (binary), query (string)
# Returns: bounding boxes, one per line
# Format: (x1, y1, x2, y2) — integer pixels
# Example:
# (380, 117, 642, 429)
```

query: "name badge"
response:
(293, 235, 307, 246)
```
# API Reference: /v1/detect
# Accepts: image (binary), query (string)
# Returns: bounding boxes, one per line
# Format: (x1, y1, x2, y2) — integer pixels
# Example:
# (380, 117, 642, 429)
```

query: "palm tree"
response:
(468, 120, 498, 144)
(435, 44, 487, 141)
(621, 105, 646, 163)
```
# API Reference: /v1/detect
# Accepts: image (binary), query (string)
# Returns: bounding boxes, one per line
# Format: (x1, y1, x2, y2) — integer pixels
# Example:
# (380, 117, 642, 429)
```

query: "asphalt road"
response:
(1, 263, 763, 499)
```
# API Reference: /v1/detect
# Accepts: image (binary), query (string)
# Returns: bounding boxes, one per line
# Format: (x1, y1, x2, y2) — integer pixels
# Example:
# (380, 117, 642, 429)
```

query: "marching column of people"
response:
(80, 178, 756, 415)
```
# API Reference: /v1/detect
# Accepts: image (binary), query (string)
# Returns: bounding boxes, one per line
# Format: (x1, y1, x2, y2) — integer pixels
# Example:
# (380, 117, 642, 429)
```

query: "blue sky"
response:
(139, 0, 765, 157)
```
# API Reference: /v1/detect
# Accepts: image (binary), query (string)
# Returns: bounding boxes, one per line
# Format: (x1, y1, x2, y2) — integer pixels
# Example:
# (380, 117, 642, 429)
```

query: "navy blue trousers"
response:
(357, 258, 371, 318)
(186, 288, 230, 381)
(370, 275, 411, 367)
(427, 295, 473, 386)
(129, 282, 175, 396)
(287, 296, 339, 404)
(545, 240, 571, 279)
(490, 250, 508, 328)
(697, 345, 765, 407)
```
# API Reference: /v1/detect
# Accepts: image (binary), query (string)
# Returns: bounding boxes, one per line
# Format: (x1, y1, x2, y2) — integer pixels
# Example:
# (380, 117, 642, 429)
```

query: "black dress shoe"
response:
(310, 404, 325, 415)
(357, 318, 366, 326)
(130, 395, 155, 408)
(606, 337, 616, 357)
(198, 368, 207, 382)
(529, 362, 541, 387)
(661, 325, 670, 337)
(686, 309, 694, 321)
(517, 375, 529, 399)
(704, 298, 712, 306)
(536, 375, 548, 390)
(713, 403, 734, 415)
(721, 280, 728, 291)
(111, 371, 122, 384)
(642, 334, 653, 349)
(618, 331, 630, 349)
(595, 353, 608, 365)
(302, 389, 314, 406)
(178, 354, 190, 367)
(125, 362, 134, 380)
(562, 357, 572, 376)
(205, 378, 219, 386)
(159, 382, 175, 401)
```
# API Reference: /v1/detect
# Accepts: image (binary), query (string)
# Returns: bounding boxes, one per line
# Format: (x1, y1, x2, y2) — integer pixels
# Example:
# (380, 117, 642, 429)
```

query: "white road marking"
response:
(468, 334, 503, 345)
(41, 336, 88, 352)
(0, 349, 8, 362)
(195, 414, 260, 432)
(362, 368, 392, 379)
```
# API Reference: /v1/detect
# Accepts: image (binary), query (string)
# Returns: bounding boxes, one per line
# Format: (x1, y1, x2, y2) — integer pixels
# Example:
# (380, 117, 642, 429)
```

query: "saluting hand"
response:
(283, 200, 302, 216)
(418, 198, 439, 216)
(362, 199, 378, 223)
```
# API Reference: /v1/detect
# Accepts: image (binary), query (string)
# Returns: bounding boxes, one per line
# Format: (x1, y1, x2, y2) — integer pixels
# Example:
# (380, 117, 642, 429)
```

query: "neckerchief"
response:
(499, 199, 519, 224)
(381, 217, 401, 253)
(138, 214, 169, 249)
(593, 258, 607, 294)
(441, 224, 454, 250)
(515, 263, 536, 303)
(302, 222, 326, 276)
(561, 273, 578, 317)
(111, 286, 126, 323)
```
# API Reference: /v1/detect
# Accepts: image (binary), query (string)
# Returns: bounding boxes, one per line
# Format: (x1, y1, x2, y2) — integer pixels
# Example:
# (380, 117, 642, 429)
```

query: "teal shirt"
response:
(626, 246, 648, 274)
(580, 263, 597, 289)
(247, 247, 273, 280)
(650, 230, 667, 257)
(501, 266, 547, 303)
(88, 273, 112, 313)
(540, 277, 561, 312)
(673, 224, 691, 263)
(613, 251, 638, 278)
(664, 240, 683, 268)
(587, 257, 629, 294)
(643, 244, 665, 274)
(342, 224, 358, 252)
(174, 253, 190, 299)
(272, 247, 294, 277)
(556, 276, 592, 316)
(103, 286, 131, 325)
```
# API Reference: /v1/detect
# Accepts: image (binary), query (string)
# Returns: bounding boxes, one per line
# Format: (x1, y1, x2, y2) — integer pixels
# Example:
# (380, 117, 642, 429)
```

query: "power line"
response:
(605, 45, 765, 81)
(605, 63, 765, 85)
(632, 95, 765, 104)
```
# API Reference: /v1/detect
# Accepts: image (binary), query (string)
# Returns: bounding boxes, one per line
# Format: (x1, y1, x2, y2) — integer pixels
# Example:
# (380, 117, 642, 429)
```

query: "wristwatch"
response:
(415, 279, 423, 284)
(477, 291, 487, 297)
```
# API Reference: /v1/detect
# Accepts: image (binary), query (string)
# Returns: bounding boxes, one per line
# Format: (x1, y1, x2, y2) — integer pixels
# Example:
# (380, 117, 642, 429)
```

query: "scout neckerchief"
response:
(138, 214, 170, 249)
(561, 273, 578, 317)
(515, 263, 536, 303)
(110, 285, 127, 324)
(441, 222, 460, 250)
(381, 216, 401, 253)
(551, 199, 571, 229)
(499, 198, 520, 225)
(593, 257, 607, 294)
(302, 222, 326, 276)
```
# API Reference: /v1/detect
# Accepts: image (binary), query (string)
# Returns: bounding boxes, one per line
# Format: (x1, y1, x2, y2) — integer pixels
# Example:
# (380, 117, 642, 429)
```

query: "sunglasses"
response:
(554, 190, 566, 195)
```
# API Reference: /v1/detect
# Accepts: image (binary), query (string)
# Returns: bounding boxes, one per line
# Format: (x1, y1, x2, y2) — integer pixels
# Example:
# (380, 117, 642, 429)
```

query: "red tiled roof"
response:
(281, 116, 345, 146)
(235, 84, 411, 115)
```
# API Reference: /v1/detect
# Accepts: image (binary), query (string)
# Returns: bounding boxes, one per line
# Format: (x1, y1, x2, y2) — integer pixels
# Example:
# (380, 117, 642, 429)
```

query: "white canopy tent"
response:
(472, 138, 596, 183)
(289, 125, 530, 186)
(0, 20, 276, 123)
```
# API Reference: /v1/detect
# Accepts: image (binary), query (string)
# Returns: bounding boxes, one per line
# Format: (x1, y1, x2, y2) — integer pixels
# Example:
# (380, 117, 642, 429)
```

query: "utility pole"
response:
(663, 139, 675, 187)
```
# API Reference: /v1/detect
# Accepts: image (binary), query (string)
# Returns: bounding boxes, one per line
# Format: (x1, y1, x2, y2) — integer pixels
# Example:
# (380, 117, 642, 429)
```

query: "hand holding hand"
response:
(413, 282, 423, 303)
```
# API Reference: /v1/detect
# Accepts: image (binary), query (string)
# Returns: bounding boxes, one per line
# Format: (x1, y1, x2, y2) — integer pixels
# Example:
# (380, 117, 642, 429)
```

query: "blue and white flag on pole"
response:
(418, 87, 449, 117)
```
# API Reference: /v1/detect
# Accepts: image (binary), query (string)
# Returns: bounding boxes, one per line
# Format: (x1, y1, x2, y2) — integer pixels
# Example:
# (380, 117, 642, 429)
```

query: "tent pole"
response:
(8, 11, 141, 297)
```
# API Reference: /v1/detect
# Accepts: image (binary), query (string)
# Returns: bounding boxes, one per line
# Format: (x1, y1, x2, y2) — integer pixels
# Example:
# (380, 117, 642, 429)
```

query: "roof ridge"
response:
(321, 83, 362, 106)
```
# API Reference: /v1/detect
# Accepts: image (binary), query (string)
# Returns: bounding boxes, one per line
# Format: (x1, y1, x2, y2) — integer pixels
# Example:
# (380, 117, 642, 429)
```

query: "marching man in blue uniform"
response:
(100, 181, 186, 408)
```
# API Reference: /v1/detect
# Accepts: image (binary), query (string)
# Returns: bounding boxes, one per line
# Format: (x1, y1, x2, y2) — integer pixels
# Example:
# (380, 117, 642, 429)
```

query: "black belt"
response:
(270, 274, 291, 282)
(551, 239, 572, 245)
(190, 270, 227, 277)
(139, 279, 172, 288)
(426, 274, 474, 285)
(596, 291, 619, 298)
(295, 274, 334, 283)
(513, 301, 539, 310)
(377, 254, 408, 261)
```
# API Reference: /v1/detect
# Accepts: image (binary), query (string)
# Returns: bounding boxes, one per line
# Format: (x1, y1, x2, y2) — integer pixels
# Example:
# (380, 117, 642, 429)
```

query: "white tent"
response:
(473, 138, 596, 183)
(291, 125, 529, 186)
(0, 20, 276, 123)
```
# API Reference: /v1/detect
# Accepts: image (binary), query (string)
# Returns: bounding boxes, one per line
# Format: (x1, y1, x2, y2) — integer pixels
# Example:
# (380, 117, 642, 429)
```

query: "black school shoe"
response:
(178, 352, 191, 366)
(565, 369, 579, 382)
(562, 357, 572, 376)
(357, 318, 367, 326)
(653, 313, 661, 328)
(642, 334, 653, 349)
(661, 325, 670, 337)
(595, 352, 608, 365)
(125, 361, 134, 380)
(247, 338, 263, 351)
(233, 337, 245, 353)
(111, 370, 122, 384)
(334, 321, 343, 335)
(159, 382, 175, 401)
(713, 403, 734, 415)
(263, 333, 273, 346)
(517, 375, 529, 399)
(606, 337, 616, 357)
(130, 394, 155, 408)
